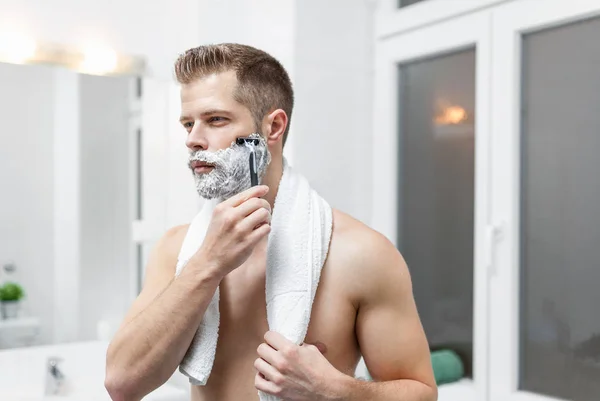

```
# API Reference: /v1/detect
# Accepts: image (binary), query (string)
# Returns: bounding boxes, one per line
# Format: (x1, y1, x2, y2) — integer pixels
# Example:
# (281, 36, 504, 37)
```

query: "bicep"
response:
(117, 225, 188, 330)
(355, 250, 435, 387)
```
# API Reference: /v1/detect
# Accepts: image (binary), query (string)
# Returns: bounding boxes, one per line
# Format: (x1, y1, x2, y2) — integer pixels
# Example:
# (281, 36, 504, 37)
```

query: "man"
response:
(105, 43, 437, 401)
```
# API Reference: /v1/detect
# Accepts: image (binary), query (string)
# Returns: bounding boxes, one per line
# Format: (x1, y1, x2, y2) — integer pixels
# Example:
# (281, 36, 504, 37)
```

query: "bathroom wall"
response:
(0, 62, 57, 344)
(195, 0, 296, 72)
(293, 0, 375, 224)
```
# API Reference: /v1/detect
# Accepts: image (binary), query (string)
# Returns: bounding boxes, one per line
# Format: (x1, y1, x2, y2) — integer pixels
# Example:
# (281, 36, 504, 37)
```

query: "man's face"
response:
(180, 71, 271, 200)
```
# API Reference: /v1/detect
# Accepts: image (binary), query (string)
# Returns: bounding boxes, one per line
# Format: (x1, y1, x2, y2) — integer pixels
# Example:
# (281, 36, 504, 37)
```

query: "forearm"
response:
(106, 264, 221, 400)
(335, 375, 437, 401)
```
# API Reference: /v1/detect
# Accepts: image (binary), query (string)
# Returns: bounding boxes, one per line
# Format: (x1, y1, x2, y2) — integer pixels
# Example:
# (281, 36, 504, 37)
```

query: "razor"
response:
(236, 136, 260, 186)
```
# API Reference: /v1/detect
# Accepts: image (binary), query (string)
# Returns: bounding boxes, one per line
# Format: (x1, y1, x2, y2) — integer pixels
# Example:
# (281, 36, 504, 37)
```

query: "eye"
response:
(209, 116, 227, 123)
(183, 121, 194, 129)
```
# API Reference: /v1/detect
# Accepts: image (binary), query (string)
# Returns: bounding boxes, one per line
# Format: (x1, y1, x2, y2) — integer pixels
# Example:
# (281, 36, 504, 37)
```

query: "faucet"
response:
(45, 356, 65, 395)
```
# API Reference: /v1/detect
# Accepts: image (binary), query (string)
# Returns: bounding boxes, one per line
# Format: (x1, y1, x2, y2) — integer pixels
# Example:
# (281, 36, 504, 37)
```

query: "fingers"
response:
(235, 197, 272, 218)
(239, 207, 271, 233)
(257, 342, 281, 367)
(255, 371, 280, 395)
(246, 223, 271, 246)
(224, 185, 269, 207)
(264, 331, 294, 351)
(254, 357, 282, 383)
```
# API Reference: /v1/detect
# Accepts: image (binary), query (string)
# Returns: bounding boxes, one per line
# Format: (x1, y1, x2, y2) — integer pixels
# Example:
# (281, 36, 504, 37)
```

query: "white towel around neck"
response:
(174, 159, 333, 401)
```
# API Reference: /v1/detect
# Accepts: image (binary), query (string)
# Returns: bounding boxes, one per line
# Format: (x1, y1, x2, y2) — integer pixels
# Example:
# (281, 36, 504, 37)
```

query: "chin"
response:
(196, 181, 252, 201)
(196, 189, 221, 200)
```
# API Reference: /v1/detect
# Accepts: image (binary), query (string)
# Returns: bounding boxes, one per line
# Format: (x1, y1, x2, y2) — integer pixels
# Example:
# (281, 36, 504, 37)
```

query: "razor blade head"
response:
(236, 137, 260, 146)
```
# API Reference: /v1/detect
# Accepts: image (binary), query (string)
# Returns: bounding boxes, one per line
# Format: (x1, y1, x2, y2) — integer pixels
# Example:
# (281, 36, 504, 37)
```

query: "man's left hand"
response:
(254, 331, 347, 401)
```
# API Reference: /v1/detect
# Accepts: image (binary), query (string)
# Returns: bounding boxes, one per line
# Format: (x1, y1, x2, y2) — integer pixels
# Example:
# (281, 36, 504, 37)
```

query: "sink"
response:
(0, 341, 188, 401)
(9, 383, 187, 401)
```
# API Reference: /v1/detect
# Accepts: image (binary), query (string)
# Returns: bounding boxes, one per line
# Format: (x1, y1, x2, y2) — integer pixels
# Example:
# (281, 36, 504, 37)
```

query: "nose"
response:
(185, 124, 209, 152)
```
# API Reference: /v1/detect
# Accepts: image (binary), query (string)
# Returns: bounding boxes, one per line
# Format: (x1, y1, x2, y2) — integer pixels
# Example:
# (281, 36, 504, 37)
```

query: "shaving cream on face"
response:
(188, 132, 271, 200)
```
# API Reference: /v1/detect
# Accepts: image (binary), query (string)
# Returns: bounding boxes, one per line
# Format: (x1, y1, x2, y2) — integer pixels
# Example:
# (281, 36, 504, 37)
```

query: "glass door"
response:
(490, 1, 600, 400)
(372, 11, 492, 401)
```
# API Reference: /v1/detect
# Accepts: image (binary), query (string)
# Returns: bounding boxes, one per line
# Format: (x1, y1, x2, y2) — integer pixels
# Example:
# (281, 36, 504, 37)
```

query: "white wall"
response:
(0, 0, 200, 79)
(293, 0, 375, 223)
(78, 74, 133, 341)
(195, 0, 296, 78)
(0, 62, 56, 344)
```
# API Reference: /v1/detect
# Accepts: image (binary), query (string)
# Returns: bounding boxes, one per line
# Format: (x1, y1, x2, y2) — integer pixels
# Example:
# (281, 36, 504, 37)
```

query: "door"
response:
(372, 11, 493, 401)
(490, 1, 600, 400)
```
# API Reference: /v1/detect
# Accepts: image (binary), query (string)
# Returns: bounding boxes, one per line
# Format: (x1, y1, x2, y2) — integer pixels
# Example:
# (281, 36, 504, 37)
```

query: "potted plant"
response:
(0, 282, 25, 319)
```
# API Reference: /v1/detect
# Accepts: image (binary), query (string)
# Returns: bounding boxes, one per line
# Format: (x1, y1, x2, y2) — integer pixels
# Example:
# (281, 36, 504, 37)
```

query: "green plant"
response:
(0, 282, 25, 301)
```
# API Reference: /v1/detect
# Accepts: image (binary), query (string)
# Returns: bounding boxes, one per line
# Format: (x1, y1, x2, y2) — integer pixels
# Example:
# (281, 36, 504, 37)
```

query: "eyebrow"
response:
(179, 109, 233, 123)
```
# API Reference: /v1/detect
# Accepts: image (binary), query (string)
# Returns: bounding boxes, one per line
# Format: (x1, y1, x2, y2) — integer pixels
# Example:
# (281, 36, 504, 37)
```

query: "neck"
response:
(261, 155, 284, 209)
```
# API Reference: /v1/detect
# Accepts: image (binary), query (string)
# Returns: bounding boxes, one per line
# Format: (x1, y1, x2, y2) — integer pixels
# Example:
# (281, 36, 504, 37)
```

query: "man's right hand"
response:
(105, 188, 272, 401)
(192, 185, 272, 278)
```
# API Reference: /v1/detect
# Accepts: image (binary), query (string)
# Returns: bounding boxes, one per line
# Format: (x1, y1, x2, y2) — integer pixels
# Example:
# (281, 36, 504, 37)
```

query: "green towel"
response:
(356, 349, 464, 385)
(431, 349, 464, 385)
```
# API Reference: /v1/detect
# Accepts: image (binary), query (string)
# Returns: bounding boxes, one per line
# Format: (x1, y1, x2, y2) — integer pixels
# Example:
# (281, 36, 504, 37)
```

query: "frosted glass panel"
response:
(398, 49, 476, 375)
(520, 17, 600, 400)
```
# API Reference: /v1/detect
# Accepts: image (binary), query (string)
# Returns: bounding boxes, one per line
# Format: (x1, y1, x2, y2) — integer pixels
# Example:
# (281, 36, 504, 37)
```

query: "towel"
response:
(174, 158, 333, 401)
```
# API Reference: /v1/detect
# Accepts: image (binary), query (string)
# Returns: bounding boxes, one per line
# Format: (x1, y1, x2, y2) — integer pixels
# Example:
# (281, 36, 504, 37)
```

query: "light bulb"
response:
(435, 105, 468, 125)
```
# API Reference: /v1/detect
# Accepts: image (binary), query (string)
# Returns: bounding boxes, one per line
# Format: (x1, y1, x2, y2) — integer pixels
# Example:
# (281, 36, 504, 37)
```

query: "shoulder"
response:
(329, 209, 405, 271)
(328, 209, 412, 307)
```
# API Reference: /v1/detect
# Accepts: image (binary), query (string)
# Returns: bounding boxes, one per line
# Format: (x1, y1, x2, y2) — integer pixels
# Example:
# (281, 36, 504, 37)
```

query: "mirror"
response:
(0, 54, 198, 400)
(0, 61, 145, 349)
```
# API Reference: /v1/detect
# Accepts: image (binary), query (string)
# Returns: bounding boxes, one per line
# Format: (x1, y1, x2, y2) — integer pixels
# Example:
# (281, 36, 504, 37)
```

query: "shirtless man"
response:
(105, 43, 437, 401)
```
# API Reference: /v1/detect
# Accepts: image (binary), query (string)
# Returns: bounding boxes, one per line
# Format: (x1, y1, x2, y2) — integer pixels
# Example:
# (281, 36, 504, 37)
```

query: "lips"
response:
(189, 160, 216, 175)
(190, 160, 214, 169)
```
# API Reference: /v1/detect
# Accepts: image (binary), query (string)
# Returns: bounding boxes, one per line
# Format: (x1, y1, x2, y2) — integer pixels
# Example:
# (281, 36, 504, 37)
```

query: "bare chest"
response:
(192, 255, 360, 400)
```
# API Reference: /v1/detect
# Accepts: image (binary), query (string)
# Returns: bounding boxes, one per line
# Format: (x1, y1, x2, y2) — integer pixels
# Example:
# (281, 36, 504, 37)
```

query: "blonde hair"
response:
(174, 43, 294, 146)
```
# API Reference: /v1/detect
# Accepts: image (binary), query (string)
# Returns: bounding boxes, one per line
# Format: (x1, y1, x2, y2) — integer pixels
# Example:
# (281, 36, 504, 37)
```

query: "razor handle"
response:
(249, 151, 259, 187)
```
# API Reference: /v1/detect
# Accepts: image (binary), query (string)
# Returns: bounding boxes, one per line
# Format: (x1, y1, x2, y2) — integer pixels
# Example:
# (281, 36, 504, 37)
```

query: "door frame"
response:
(372, 10, 493, 401)
(375, 0, 513, 39)
(489, 1, 600, 400)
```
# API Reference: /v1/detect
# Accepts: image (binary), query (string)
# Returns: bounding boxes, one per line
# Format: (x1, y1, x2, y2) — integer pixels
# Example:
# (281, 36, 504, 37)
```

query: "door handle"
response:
(485, 222, 504, 277)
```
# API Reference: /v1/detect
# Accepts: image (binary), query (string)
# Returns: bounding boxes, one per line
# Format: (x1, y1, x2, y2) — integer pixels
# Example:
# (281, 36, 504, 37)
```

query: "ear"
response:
(262, 109, 288, 146)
